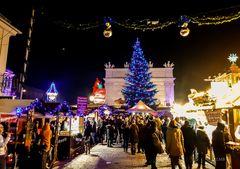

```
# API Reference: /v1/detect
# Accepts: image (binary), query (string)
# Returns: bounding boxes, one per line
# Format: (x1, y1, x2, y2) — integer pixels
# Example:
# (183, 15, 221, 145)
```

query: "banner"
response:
(77, 96, 88, 115)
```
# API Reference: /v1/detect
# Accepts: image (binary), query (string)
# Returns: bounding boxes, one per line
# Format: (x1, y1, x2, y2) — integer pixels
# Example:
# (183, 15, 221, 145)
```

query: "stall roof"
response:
(0, 99, 34, 114)
(0, 99, 33, 122)
(127, 100, 155, 112)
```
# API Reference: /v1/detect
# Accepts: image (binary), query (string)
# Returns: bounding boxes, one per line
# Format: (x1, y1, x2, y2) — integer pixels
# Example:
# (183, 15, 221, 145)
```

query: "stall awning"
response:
(0, 99, 33, 123)
(0, 114, 18, 123)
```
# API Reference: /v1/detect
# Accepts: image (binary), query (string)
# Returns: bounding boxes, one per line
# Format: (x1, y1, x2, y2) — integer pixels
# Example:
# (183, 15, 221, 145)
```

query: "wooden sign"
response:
(204, 110, 222, 126)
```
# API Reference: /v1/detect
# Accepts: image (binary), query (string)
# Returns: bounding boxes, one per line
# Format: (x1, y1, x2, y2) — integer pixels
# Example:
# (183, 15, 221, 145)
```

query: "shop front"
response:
(57, 116, 84, 160)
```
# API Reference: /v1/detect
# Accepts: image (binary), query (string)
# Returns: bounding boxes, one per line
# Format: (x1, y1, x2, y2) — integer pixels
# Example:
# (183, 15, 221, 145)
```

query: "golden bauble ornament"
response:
(180, 27, 190, 37)
(103, 29, 112, 38)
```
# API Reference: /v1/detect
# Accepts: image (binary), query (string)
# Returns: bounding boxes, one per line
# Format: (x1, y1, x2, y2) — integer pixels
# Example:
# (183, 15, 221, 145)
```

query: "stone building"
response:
(104, 61, 175, 106)
(0, 14, 21, 96)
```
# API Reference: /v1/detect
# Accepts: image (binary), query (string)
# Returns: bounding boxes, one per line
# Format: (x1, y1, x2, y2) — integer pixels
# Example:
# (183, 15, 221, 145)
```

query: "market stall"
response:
(57, 116, 83, 160)
(174, 55, 240, 168)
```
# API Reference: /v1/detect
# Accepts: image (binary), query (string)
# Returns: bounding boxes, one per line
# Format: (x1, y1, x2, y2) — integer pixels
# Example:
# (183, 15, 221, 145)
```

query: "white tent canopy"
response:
(127, 100, 155, 113)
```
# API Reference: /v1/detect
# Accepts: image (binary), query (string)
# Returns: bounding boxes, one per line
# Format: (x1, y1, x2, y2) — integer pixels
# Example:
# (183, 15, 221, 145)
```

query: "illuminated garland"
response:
(54, 20, 101, 30)
(191, 11, 240, 26)
(53, 6, 240, 32)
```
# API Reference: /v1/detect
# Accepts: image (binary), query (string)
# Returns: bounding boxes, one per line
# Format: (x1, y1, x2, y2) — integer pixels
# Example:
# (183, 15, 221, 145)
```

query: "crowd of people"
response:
(83, 114, 233, 169)
(0, 119, 54, 169)
(0, 113, 234, 169)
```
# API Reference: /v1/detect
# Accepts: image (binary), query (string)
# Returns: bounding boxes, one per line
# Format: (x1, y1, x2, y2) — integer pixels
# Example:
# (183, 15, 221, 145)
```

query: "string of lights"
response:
(53, 5, 240, 32)
(54, 20, 101, 31)
(191, 10, 240, 26)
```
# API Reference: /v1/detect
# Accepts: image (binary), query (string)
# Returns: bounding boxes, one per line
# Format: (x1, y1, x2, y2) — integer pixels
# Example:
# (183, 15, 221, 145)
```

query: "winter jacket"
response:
(212, 127, 226, 155)
(143, 120, 156, 150)
(181, 124, 197, 154)
(166, 127, 184, 156)
(130, 123, 139, 143)
(196, 129, 210, 154)
(41, 123, 52, 152)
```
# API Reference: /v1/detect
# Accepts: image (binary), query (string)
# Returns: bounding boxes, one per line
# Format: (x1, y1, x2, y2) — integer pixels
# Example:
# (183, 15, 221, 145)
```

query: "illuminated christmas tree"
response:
(122, 38, 157, 108)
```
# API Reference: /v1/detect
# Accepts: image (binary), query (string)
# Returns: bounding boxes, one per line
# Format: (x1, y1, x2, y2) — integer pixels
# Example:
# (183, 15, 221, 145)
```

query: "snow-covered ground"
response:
(53, 143, 214, 169)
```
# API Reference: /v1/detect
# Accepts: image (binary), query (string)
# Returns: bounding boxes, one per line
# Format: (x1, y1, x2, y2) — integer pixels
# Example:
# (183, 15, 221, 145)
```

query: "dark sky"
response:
(1, 1, 240, 104)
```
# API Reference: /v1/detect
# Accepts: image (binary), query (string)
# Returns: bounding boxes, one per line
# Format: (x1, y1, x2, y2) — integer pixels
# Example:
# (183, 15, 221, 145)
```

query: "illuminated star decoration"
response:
(46, 82, 58, 102)
(228, 53, 238, 63)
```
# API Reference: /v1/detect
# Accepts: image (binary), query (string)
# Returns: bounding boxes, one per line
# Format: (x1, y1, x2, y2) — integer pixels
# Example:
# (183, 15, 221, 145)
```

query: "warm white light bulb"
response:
(235, 125, 240, 140)
(89, 95, 94, 102)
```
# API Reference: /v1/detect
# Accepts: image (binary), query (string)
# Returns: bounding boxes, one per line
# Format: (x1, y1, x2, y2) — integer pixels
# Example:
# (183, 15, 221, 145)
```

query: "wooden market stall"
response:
(179, 55, 240, 168)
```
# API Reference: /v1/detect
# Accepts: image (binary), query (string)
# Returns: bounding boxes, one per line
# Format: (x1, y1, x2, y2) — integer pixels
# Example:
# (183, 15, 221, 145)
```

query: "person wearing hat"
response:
(166, 119, 184, 169)
(196, 125, 210, 169)
(0, 124, 11, 169)
(143, 115, 159, 169)
(181, 120, 197, 169)
(212, 121, 226, 169)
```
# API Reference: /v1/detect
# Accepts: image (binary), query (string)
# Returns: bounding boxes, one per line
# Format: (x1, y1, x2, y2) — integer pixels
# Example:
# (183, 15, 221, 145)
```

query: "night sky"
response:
(1, 1, 240, 104)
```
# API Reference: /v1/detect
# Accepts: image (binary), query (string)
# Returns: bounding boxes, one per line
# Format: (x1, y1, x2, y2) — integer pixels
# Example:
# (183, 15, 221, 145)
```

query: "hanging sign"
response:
(77, 96, 88, 115)
(204, 110, 222, 126)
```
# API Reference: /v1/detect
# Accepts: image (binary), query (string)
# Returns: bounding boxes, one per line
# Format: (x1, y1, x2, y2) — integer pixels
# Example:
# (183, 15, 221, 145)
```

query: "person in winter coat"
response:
(84, 120, 92, 143)
(137, 119, 145, 153)
(166, 119, 184, 169)
(181, 120, 197, 169)
(0, 124, 10, 169)
(129, 119, 139, 155)
(41, 122, 52, 169)
(224, 125, 233, 169)
(121, 122, 130, 152)
(212, 122, 226, 169)
(106, 124, 114, 147)
(196, 125, 210, 169)
(162, 117, 169, 144)
(143, 116, 161, 169)
(91, 119, 97, 145)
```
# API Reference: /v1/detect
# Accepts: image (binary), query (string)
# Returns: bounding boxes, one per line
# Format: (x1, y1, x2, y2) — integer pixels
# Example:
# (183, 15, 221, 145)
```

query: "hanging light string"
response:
(54, 20, 101, 31)
(53, 5, 240, 31)
(191, 10, 240, 26)
(114, 18, 176, 31)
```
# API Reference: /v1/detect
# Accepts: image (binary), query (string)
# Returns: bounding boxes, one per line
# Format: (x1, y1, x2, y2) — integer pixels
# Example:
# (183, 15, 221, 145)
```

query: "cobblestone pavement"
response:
(53, 143, 215, 169)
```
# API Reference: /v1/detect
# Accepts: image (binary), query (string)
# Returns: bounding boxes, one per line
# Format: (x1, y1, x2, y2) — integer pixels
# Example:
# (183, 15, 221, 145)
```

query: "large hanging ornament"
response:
(103, 29, 112, 38)
(103, 22, 112, 38)
(178, 15, 191, 37)
(180, 27, 190, 37)
(103, 17, 113, 38)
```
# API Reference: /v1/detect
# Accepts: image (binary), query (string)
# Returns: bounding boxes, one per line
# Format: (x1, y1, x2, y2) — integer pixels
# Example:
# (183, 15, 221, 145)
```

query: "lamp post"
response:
(20, 88, 26, 99)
